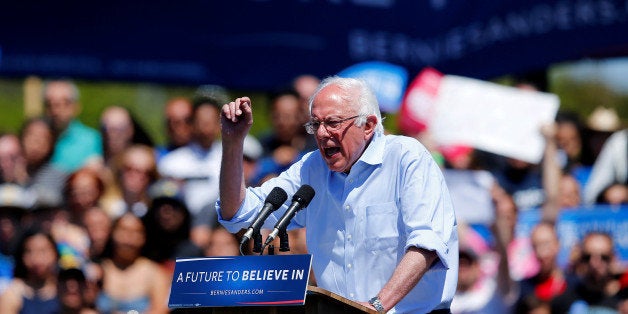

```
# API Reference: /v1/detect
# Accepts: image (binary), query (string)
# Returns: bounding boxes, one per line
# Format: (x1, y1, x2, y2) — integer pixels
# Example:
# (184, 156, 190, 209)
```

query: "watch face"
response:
(369, 296, 384, 312)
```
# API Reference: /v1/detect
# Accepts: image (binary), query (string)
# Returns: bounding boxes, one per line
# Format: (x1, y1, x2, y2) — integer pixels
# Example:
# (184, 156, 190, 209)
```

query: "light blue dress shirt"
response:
(218, 132, 458, 313)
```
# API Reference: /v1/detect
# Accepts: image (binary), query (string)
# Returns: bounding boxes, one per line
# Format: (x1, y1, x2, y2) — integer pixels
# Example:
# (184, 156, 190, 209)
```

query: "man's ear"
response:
(364, 115, 377, 138)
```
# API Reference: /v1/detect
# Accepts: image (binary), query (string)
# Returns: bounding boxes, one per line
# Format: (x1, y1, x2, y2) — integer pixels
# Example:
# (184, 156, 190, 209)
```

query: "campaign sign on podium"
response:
(168, 254, 312, 309)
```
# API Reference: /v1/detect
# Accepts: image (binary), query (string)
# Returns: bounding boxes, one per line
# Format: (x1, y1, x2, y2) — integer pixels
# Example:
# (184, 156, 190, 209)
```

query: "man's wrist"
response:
(368, 296, 385, 313)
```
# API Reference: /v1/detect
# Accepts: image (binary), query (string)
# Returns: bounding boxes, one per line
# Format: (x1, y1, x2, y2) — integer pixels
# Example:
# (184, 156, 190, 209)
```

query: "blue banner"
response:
(516, 205, 628, 268)
(168, 254, 312, 309)
(0, 1, 627, 89)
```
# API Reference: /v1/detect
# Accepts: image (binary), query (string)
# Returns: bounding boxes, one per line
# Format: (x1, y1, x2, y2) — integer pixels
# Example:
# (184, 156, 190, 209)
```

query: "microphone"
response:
(263, 185, 315, 248)
(240, 187, 288, 246)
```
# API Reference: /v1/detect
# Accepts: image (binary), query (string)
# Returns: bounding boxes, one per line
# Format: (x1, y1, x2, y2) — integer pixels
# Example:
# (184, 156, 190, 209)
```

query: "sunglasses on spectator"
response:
(580, 253, 611, 263)
(124, 165, 152, 175)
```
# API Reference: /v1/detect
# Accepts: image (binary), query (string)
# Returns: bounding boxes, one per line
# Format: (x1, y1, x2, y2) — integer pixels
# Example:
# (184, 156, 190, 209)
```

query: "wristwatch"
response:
(368, 296, 385, 313)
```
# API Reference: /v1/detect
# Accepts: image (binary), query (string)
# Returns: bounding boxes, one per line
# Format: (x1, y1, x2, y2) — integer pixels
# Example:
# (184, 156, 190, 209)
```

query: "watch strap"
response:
(368, 296, 385, 313)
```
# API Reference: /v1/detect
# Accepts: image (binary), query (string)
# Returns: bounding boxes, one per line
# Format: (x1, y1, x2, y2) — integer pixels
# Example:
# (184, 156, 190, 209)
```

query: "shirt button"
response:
(347, 263, 352, 269)
(345, 205, 350, 211)
(350, 293, 355, 298)
(347, 234, 352, 241)
(349, 179, 354, 183)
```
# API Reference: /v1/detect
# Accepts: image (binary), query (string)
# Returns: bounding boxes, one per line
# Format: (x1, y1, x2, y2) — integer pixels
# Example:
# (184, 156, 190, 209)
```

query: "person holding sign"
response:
(217, 76, 458, 313)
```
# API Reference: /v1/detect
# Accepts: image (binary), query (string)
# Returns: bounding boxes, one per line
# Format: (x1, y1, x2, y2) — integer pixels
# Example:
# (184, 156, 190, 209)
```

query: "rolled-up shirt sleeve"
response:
(216, 189, 265, 233)
(401, 146, 457, 271)
(216, 161, 307, 233)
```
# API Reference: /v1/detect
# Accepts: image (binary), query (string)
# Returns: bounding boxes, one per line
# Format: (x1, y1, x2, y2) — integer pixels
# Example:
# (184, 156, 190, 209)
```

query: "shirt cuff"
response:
(406, 229, 450, 270)
(215, 194, 260, 234)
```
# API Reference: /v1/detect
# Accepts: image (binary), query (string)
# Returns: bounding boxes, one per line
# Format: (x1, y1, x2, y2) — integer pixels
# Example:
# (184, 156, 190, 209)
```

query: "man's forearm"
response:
(219, 139, 247, 220)
(373, 247, 437, 312)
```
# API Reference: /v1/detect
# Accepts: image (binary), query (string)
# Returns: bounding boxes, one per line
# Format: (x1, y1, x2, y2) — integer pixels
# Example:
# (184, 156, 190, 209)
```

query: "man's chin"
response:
(325, 161, 347, 173)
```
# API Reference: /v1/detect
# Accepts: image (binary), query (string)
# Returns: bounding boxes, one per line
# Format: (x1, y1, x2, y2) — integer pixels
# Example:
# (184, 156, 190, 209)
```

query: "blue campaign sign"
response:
(337, 61, 408, 113)
(168, 254, 312, 309)
(516, 205, 628, 268)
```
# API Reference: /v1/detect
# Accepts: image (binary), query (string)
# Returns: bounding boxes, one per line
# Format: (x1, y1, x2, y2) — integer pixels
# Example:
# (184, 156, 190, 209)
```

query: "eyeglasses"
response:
(581, 252, 611, 263)
(303, 115, 361, 135)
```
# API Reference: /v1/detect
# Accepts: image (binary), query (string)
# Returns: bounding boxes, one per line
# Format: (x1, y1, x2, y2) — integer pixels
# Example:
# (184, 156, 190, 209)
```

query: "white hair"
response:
(308, 76, 384, 134)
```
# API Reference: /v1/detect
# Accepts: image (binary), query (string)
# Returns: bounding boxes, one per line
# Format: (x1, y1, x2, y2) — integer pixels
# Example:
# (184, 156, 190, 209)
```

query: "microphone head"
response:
(292, 184, 315, 207)
(266, 187, 288, 208)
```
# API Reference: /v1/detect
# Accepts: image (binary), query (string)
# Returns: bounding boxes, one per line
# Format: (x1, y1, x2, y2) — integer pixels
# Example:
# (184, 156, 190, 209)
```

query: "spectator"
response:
(19, 117, 66, 208)
(451, 217, 517, 313)
(51, 168, 105, 270)
(57, 268, 98, 314)
(99, 106, 135, 167)
(596, 183, 627, 206)
(254, 89, 317, 186)
(558, 173, 582, 209)
(551, 231, 623, 313)
(106, 144, 159, 218)
(100, 105, 154, 166)
(515, 222, 567, 313)
(292, 74, 321, 127)
(0, 229, 61, 314)
(554, 111, 596, 188)
(583, 128, 627, 205)
(43, 80, 102, 173)
(80, 207, 111, 307)
(0, 133, 28, 185)
(492, 186, 540, 281)
(156, 97, 193, 161)
(260, 88, 317, 156)
(142, 195, 202, 273)
(204, 224, 239, 257)
(81, 207, 111, 263)
(0, 204, 25, 294)
(490, 156, 545, 211)
(293, 74, 320, 104)
(157, 91, 224, 251)
(95, 212, 170, 314)
(63, 168, 105, 222)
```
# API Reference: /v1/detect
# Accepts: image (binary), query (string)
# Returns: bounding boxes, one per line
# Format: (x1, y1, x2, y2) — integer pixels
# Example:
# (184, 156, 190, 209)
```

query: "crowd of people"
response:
(0, 75, 625, 313)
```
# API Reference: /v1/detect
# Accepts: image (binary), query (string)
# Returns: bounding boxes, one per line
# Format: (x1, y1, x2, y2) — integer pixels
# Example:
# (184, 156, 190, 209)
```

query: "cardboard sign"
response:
(168, 254, 312, 309)
(400, 68, 560, 163)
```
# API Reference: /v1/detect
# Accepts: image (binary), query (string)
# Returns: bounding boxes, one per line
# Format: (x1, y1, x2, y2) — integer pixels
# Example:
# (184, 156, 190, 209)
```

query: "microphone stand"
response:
(279, 228, 290, 252)
(253, 231, 263, 254)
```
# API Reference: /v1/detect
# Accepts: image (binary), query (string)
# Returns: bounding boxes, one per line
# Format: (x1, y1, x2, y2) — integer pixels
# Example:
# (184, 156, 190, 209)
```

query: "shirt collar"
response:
(358, 132, 385, 166)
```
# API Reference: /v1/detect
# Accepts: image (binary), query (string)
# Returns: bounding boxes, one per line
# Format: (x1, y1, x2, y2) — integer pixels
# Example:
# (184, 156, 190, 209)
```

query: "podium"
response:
(170, 285, 376, 314)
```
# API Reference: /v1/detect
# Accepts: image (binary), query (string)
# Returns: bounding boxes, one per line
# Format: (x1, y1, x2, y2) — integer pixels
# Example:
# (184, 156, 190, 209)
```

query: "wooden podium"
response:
(170, 285, 376, 314)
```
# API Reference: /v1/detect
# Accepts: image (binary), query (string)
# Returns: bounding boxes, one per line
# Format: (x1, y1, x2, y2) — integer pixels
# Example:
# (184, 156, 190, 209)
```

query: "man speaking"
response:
(217, 77, 458, 313)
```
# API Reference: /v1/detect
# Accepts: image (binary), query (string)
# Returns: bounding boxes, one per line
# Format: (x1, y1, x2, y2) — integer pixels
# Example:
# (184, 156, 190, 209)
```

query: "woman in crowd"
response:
(102, 145, 159, 218)
(51, 167, 104, 270)
(20, 117, 67, 208)
(142, 195, 202, 273)
(95, 212, 170, 314)
(0, 229, 61, 314)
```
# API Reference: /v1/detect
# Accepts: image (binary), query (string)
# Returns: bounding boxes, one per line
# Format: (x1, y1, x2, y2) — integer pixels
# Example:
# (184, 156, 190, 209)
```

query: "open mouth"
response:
(324, 147, 341, 158)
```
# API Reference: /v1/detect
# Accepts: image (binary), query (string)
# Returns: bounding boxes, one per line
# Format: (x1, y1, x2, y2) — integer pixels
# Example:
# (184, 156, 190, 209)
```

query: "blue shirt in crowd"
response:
(50, 119, 102, 173)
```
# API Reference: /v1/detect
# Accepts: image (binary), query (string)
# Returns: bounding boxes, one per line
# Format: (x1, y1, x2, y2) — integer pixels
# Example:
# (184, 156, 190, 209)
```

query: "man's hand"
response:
(221, 97, 253, 139)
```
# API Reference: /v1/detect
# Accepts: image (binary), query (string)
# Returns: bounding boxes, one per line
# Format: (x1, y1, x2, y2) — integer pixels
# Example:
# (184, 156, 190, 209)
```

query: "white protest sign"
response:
(428, 75, 559, 164)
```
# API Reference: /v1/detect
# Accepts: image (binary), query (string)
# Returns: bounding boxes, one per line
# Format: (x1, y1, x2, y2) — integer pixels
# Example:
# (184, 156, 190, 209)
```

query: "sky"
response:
(563, 57, 628, 94)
